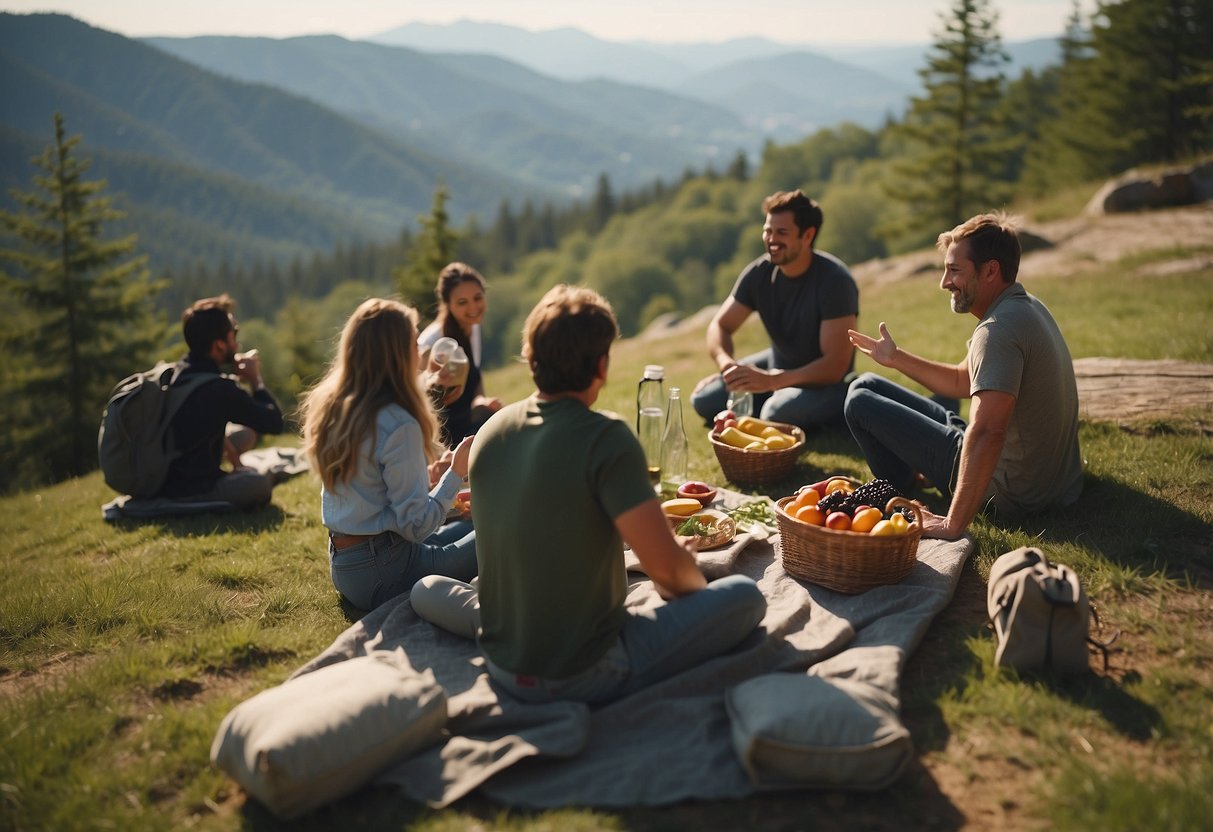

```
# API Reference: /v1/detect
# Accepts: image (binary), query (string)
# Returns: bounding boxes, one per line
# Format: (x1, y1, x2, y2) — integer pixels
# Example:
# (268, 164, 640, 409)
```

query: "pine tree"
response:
(884, 0, 1011, 245)
(1067, 0, 1212, 176)
(1020, 1, 1110, 190)
(588, 173, 616, 234)
(0, 113, 167, 486)
(394, 182, 459, 317)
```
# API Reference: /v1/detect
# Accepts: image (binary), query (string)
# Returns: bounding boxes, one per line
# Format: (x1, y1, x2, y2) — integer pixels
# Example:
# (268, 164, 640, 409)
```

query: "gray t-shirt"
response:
(967, 283, 1083, 516)
(732, 251, 858, 374)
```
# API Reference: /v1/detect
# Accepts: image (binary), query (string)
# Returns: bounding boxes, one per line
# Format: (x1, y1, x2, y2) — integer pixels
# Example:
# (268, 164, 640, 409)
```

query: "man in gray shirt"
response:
(845, 212, 1083, 539)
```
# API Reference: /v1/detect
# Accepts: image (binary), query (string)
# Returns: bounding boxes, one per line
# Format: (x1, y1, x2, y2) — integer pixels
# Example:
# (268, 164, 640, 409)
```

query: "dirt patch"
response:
(850, 204, 1213, 289)
(0, 650, 98, 701)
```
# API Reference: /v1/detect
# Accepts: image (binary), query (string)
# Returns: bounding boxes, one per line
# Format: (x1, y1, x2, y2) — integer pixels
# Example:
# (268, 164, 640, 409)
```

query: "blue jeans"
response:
(329, 519, 476, 611)
(485, 574, 767, 704)
(843, 373, 965, 495)
(691, 349, 849, 430)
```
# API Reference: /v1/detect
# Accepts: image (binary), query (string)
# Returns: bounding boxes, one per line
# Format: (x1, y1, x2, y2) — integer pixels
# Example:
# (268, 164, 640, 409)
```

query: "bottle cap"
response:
(643, 364, 664, 380)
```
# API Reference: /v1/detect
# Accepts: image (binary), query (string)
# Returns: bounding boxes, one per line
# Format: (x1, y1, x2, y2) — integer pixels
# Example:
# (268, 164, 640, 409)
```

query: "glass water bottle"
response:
(660, 387, 689, 488)
(636, 364, 665, 485)
(727, 389, 753, 417)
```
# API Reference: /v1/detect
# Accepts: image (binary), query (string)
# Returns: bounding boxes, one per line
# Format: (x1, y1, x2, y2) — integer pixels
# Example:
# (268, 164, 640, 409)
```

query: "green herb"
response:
(727, 500, 776, 528)
(675, 516, 715, 537)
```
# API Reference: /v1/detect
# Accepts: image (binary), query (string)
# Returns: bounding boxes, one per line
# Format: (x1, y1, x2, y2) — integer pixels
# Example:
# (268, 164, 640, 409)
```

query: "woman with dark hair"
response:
(417, 262, 503, 447)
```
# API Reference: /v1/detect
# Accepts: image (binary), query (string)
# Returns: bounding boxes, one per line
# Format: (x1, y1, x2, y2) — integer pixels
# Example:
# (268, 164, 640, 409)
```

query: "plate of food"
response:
(671, 508, 736, 550)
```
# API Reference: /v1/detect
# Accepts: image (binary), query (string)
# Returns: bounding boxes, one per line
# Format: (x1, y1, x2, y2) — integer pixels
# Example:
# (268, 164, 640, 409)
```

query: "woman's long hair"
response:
(301, 298, 441, 490)
(435, 262, 487, 357)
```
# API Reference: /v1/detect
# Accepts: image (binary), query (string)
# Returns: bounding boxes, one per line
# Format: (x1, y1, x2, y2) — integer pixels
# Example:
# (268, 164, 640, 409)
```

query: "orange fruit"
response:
(850, 507, 883, 533)
(789, 489, 820, 511)
(794, 505, 826, 526)
(825, 478, 854, 495)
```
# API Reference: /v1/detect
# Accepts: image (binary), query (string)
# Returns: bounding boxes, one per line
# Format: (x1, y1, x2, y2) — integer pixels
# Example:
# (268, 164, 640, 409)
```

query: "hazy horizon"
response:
(0, 0, 1079, 46)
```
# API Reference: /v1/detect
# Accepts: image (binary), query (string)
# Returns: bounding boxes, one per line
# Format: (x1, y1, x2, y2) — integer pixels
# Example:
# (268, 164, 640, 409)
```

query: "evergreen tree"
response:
(1020, 1, 1106, 190)
(394, 182, 459, 317)
(885, 0, 1011, 245)
(0, 113, 167, 486)
(588, 173, 616, 234)
(1065, 0, 1212, 175)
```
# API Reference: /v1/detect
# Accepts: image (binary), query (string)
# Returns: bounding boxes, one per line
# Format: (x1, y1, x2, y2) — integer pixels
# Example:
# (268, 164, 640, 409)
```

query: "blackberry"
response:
(817, 478, 903, 515)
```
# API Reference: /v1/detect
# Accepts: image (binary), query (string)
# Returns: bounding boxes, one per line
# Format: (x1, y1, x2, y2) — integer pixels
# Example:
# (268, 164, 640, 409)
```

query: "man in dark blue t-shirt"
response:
(691, 190, 858, 431)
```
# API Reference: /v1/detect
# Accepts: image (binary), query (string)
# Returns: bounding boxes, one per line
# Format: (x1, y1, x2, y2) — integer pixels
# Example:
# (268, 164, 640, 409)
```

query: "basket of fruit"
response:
(774, 476, 924, 594)
(708, 413, 805, 485)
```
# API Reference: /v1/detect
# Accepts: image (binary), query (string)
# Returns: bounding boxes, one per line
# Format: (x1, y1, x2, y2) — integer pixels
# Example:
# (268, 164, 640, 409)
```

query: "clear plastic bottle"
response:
(726, 389, 754, 417)
(660, 387, 689, 488)
(636, 365, 665, 485)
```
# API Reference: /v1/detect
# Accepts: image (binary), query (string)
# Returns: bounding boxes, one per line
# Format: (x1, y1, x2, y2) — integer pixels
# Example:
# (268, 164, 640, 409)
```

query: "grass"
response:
(2, 231, 1212, 831)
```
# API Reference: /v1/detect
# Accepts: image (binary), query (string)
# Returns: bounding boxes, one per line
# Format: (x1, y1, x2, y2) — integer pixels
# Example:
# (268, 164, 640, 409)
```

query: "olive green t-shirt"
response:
(470, 395, 657, 678)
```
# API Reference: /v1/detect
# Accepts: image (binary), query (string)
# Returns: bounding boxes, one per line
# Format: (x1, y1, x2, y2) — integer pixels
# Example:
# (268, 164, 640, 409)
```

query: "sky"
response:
(1, 0, 1080, 45)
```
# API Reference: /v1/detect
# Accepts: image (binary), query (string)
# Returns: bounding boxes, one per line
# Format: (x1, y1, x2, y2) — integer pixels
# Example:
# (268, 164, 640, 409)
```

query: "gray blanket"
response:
(102, 447, 309, 520)
(291, 490, 973, 809)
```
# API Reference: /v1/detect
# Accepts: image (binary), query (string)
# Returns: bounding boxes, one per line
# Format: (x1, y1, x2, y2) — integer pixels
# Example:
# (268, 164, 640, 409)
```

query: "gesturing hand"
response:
(848, 322, 898, 368)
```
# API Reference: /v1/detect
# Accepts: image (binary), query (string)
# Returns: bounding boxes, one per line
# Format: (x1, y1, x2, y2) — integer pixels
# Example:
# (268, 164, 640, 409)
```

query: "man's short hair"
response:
(522, 285, 618, 394)
(762, 190, 824, 240)
(183, 293, 235, 355)
(937, 213, 1022, 283)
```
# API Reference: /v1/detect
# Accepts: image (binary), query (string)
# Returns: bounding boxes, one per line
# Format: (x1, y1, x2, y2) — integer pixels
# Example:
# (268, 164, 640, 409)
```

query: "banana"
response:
(717, 426, 766, 449)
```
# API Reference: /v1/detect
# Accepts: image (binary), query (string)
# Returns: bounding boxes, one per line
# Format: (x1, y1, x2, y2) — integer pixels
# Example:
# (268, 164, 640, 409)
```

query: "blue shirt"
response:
(320, 403, 462, 539)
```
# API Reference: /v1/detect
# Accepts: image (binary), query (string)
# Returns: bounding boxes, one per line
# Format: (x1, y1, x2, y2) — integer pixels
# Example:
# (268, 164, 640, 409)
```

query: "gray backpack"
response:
(987, 547, 1098, 674)
(97, 362, 218, 498)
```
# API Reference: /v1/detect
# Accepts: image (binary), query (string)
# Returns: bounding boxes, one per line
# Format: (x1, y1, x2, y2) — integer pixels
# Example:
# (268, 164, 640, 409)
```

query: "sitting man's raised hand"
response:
(848, 322, 899, 368)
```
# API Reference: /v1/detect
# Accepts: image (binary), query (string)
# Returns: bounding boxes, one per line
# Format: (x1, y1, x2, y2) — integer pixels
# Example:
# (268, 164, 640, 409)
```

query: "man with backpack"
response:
(156, 294, 284, 508)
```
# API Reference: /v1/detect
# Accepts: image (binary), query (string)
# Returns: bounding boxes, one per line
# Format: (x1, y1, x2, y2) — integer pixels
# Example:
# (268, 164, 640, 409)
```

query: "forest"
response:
(1, 0, 1210, 490)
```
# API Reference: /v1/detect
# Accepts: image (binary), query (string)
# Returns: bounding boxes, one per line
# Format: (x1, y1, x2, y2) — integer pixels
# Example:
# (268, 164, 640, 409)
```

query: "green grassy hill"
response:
(1, 216, 1210, 830)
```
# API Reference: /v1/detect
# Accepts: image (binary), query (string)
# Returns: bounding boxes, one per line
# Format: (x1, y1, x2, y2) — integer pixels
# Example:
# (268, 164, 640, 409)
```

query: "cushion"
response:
(210, 653, 447, 818)
(726, 672, 912, 790)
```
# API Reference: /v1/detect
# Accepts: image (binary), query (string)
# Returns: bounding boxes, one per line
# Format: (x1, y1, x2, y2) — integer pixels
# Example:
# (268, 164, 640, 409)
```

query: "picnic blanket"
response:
(286, 490, 974, 809)
(101, 446, 309, 520)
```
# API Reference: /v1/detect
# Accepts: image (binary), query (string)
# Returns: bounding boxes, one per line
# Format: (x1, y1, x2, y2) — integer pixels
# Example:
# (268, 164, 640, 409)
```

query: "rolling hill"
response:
(141, 33, 758, 196)
(0, 13, 538, 269)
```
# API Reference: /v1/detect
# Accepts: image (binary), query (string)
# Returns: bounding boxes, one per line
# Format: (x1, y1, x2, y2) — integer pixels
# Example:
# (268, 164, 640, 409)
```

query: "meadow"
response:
(1, 227, 1211, 831)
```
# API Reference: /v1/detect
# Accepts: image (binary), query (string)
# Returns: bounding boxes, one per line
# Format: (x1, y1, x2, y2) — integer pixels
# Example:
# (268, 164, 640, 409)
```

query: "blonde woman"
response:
(301, 298, 476, 611)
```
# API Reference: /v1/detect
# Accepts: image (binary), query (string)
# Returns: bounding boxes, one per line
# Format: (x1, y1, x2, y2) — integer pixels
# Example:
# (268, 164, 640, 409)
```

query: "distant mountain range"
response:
(142, 34, 755, 197)
(0, 13, 1062, 274)
(371, 19, 1062, 136)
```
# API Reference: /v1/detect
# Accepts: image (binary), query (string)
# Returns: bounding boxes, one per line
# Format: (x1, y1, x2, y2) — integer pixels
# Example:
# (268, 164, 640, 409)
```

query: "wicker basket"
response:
(708, 422, 806, 485)
(774, 494, 924, 594)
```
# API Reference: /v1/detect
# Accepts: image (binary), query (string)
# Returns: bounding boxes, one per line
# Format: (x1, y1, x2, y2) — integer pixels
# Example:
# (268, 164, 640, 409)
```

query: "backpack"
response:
(97, 362, 219, 498)
(987, 546, 1096, 674)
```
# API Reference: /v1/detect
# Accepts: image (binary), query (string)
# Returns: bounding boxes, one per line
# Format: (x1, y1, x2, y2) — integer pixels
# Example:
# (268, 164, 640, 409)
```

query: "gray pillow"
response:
(726, 672, 912, 790)
(210, 653, 447, 818)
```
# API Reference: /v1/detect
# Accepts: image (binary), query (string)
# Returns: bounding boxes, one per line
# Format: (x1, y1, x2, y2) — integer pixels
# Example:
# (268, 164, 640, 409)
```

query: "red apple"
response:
(677, 480, 717, 506)
(712, 409, 737, 433)
(805, 477, 834, 498)
(825, 511, 852, 531)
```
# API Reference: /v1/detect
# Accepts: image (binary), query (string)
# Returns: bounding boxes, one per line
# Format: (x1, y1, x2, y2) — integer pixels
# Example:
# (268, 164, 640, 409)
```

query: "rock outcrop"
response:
(1085, 161, 1213, 215)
